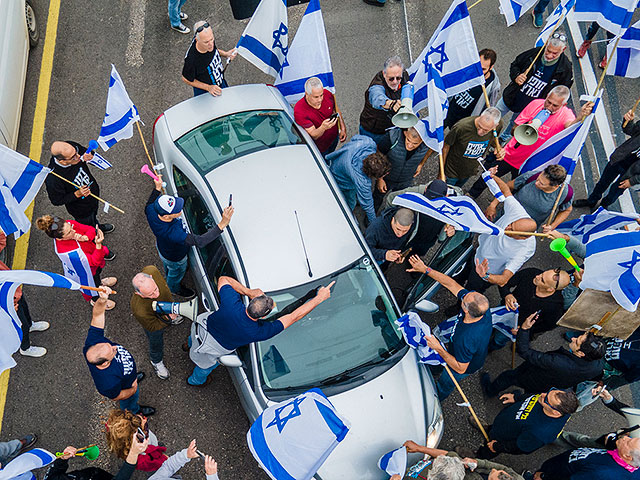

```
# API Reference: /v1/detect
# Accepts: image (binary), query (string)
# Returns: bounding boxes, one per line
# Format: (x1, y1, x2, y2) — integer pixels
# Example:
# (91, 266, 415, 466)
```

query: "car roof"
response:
(163, 84, 287, 140)
(204, 144, 365, 292)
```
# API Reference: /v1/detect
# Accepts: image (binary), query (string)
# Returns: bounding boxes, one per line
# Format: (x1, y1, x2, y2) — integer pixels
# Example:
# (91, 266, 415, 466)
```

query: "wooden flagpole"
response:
(48, 171, 124, 214)
(81, 285, 117, 294)
(136, 121, 157, 172)
(522, 13, 567, 77)
(623, 98, 640, 128)
(438, 152, 446, 181)
(511, 341, 516, 369)
(545, 183, 567, 227)
(481, 85, 503, 158)
(504, 230, 551, 238)
(444, 364, 490, 442)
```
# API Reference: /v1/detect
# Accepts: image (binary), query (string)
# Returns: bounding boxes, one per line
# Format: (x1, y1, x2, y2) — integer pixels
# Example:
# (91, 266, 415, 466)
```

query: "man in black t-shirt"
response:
(182, 21, 237, 97)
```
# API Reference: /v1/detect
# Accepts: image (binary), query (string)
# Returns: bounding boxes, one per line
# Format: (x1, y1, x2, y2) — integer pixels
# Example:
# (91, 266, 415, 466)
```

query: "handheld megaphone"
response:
(621, 407, 640, 438)
(392, 82, 419, 129)
(513, 109, 551, 146)
(141, 164, 167, 188)
(152, 299, 197, 322)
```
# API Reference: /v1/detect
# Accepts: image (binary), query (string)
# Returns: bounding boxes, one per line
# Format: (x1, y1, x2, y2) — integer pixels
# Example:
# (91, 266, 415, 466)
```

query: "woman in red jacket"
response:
(36, 215, 117, 309)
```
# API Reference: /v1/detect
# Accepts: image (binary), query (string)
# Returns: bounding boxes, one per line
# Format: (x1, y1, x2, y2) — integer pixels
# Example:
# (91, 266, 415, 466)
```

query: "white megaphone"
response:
(621, 407, 640, 438)
(152, 299, 198, 322)
(513, 108, 552, 146)
(392, 82, 419, 129)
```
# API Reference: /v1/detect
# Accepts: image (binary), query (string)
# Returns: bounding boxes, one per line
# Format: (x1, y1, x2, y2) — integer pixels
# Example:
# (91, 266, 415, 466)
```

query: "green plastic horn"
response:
(549, 238, 581, 272)
(79, 445, 100, 461)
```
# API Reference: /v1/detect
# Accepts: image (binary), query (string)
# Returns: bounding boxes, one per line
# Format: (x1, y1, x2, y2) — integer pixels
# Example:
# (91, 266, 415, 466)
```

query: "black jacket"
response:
(365, 207, 415, 264)
(611, 118, 640, 166)
(502, 47, 574, 112)
(514, 329, 603, 393)
(44, 458, 135, 480)
(45, 141, 100, 220)
(359, 70, 410, 134)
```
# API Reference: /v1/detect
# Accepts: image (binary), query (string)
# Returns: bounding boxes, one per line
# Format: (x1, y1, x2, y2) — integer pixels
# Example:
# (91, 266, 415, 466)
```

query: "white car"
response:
(152, 84, 444, 478)
(0, 0, 38, 148)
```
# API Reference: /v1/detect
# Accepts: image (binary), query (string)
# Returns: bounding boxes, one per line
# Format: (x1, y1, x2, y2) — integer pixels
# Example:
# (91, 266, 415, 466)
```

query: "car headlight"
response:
(426, 401, 444, 448)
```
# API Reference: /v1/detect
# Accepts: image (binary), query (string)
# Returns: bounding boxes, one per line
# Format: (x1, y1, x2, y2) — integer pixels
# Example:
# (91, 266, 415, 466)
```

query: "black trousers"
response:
(588, 158, 636, 206)
(17, 297, 32, 350)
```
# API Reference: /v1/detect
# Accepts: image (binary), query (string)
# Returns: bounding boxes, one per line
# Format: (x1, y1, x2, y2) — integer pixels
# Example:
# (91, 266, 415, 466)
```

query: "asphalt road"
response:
(4, 0, 639, 479)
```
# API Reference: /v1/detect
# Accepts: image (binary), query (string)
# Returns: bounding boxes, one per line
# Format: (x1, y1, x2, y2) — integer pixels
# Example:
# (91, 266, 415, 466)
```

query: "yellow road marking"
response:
(0, 0, 62, 434)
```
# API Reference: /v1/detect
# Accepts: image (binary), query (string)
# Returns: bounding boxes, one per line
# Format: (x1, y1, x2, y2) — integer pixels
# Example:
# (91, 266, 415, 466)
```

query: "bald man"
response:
(45, 140, 113, 233)
(84, 287, 155, 416)
(407, 256, 493, 401)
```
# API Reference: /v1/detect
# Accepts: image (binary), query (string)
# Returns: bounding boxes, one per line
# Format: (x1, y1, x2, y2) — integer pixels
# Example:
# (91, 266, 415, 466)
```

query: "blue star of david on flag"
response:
(266, 397, 305, 433)
(556, 207, 640, 244)
(426, 43, 449, 72)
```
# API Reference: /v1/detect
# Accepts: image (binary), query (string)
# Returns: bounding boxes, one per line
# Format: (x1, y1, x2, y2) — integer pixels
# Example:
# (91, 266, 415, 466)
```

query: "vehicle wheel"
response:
(25, 1, 39, 48)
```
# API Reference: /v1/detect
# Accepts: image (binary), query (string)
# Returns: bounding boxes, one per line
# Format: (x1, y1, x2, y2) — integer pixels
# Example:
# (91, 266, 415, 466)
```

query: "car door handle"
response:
(452, 262, 466, 277)
(201, 293, 211, 312)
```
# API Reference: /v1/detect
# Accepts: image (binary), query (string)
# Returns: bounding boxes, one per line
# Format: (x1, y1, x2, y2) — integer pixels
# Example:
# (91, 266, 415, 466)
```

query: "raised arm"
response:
(217, 276, 264, 299)
(407, 255, 464, 297)
(279, 281, 335, 329)
(90, 287, 111, 328)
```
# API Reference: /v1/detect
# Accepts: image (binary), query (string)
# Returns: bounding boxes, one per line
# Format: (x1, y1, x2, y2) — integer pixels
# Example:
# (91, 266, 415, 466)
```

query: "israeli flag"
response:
(0, 271, 81, 372)
(408, 0, 484, 109)
(237, 0, 288, 78)
(0, 145, 51, 239)
(97, 65, 140, 151)
(491, 306, 519, 342)
(535, 0, 576, 47)
(414, 65, 449, 153)
(392, 192, 504, 236)
(395, 312, 445, 365)
(557, 207, 640, 244)
(274, 0, 334, 104)
(519, 92, 601, 180)
(433, 315, 458, 343)
(0, 448, 55, 480)
(87, 152, 112, 171)
(581, 230, 640, 312)
(606, 19, 640, 78)
(54, 241, 96, 297)
(378, 446, 407, 477)
(574, 0, 638, 36)
(482, 171, 506, 202)
(247, 388, 350, 480)
(499, 0, 538, 26)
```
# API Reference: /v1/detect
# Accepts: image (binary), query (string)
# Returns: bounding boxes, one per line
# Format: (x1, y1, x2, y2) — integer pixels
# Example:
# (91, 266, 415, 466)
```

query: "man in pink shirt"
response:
(469, 85, 592, 197)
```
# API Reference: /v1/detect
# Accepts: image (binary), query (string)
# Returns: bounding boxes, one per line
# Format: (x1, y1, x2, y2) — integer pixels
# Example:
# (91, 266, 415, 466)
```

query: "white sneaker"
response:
(152, 361, 170, 379)
(29, 321, 50, 332)
(20, 346, 47, 357)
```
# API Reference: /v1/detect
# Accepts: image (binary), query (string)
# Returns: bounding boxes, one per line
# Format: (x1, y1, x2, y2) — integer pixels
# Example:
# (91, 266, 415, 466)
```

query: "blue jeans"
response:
(157, 248, 188, 294)
(0, 439, 22, 466)
(446, 177, 469, 187)
(119, 388, 140, 413)
(145, 329, 164, 364)
(533, 0, 551, 14)
(488, 330, 511, 351)
(321, 136, 340, 158)
(436, 367, 470, 401)
(358, 125, 387, 145)
(168, 0, 188, 27)
(186, 335, 219, 385)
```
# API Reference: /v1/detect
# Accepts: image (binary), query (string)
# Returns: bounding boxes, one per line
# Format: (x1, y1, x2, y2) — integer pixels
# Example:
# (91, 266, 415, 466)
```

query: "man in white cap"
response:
(145, 178, 233, 297)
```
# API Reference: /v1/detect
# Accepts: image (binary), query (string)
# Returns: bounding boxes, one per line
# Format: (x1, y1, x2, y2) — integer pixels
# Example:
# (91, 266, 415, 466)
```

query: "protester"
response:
(485, 165, 573, 230)
(182, 21, 237, 96)
(489, 266, 570, 350)
(402, 440, 523, 479)
(45, 141, 114, 233)
(145, 177, 233, 297)
(445, 49, 501, 129)
(44, 434, 148, 480)
(481, 312, 605, 397)
(374, 127, 430, 208)
(84, 287, 155, 416)
(36, 214, 117, 309)
(475, 389, 579, 459)
(131, 266, 183, 380)
(495, 35, 574, 142)
(576, 22, 615, 68)
(359, 56, 409, 143)
(531, 0, 552, 27)
(105, 409, 166, 471)
(574, 110, 640, 209)
(0, 434, 37, 467)
(466, 175, 537, 294)
(148, 439, 220, 480)
(0, 260, 49, 357)
(365, 207, 415, 267)
(327, 136, 390, 225)
(294, 77, 346, 156)
(187, 276, 334, 386)
(601, 326, 640, 395)
(168, 0, 189, 33)
(442, 108, 504, 187)
(406, 256, 492, 401)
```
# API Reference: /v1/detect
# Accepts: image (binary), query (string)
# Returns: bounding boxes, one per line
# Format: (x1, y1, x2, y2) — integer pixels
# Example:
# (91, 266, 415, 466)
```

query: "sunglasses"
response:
(386, 76, 402, 82)
(196, 22, 210, 34)
(551, 33, 567, 42)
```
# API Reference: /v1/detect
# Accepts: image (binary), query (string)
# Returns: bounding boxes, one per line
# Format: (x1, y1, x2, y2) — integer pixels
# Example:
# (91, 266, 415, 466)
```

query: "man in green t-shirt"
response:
(131, 265, 183, 380)
(443, 108, 504, 187)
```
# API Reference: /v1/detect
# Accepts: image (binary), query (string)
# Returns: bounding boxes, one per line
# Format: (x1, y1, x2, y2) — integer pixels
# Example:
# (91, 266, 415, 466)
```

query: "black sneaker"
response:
(139, 405, 156, 416)
(480, 372, 495, 398)
(17, 434, 38, 455)
(100, 223, 115, 234)
(171, 23, 190, 34)
(174, 285, 196, 300)
(136, 372, 146, 383)
(573, 199, 596, 208)
(104, 251, 116, 261)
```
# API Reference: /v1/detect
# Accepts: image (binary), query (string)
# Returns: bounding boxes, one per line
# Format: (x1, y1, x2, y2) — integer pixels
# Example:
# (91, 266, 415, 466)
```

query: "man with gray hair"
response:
(294, 77, 346, 156)
(131, 265, 182, 380)
(364, 207, 415, 266)
(359, 56, 409, 143)
(187, 276, 334, 386)
(442, 108, 504, 187)
(182, 21, 237, 96)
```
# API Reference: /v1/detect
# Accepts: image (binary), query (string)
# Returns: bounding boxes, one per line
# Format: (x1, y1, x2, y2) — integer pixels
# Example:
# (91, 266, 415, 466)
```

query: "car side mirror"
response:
(219, 354, 243, 368)
(414, 299, 440, 313)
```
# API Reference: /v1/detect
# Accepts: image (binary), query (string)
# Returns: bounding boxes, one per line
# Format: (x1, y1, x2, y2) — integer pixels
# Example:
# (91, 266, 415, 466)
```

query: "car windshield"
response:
(174, 109, 304, 174)
(256, 256, 405, 392)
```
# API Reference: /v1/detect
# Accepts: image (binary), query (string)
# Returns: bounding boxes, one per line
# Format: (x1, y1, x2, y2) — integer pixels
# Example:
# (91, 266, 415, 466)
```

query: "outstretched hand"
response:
(186, 439, 199, 459)
(406, 255, 429, 274)
(316, 281, 336, 302)
(475, 258, 489, 278)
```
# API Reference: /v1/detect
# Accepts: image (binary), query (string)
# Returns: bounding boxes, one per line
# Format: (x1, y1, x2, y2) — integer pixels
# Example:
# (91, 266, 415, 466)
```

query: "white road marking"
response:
(126, 0, 146, 67)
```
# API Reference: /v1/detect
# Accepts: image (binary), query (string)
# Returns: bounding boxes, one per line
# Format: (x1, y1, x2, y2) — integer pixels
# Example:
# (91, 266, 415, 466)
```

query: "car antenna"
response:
(294, 210, 313, 277)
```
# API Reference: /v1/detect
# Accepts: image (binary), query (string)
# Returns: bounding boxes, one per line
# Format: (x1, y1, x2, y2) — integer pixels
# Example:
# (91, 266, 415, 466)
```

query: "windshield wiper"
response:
(319, 355, 393, 386)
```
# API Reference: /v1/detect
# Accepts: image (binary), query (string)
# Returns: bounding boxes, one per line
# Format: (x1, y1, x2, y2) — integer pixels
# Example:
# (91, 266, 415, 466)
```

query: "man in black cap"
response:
(145, 177, 233, 297)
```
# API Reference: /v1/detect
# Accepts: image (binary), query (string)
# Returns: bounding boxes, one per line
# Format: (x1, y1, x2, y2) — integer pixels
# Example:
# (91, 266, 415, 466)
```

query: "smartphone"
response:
(136, 427, 146, 443)
(228, 194, 233, 207)
(592, 384, 607, 398)
(399, 247, 413, 263)
(197, 449, 206, 459)
(329, 112, 339, 121)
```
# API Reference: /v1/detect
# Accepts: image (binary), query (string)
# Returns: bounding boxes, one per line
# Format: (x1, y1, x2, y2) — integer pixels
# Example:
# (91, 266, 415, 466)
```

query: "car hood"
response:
(316, 350, 434, 479)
